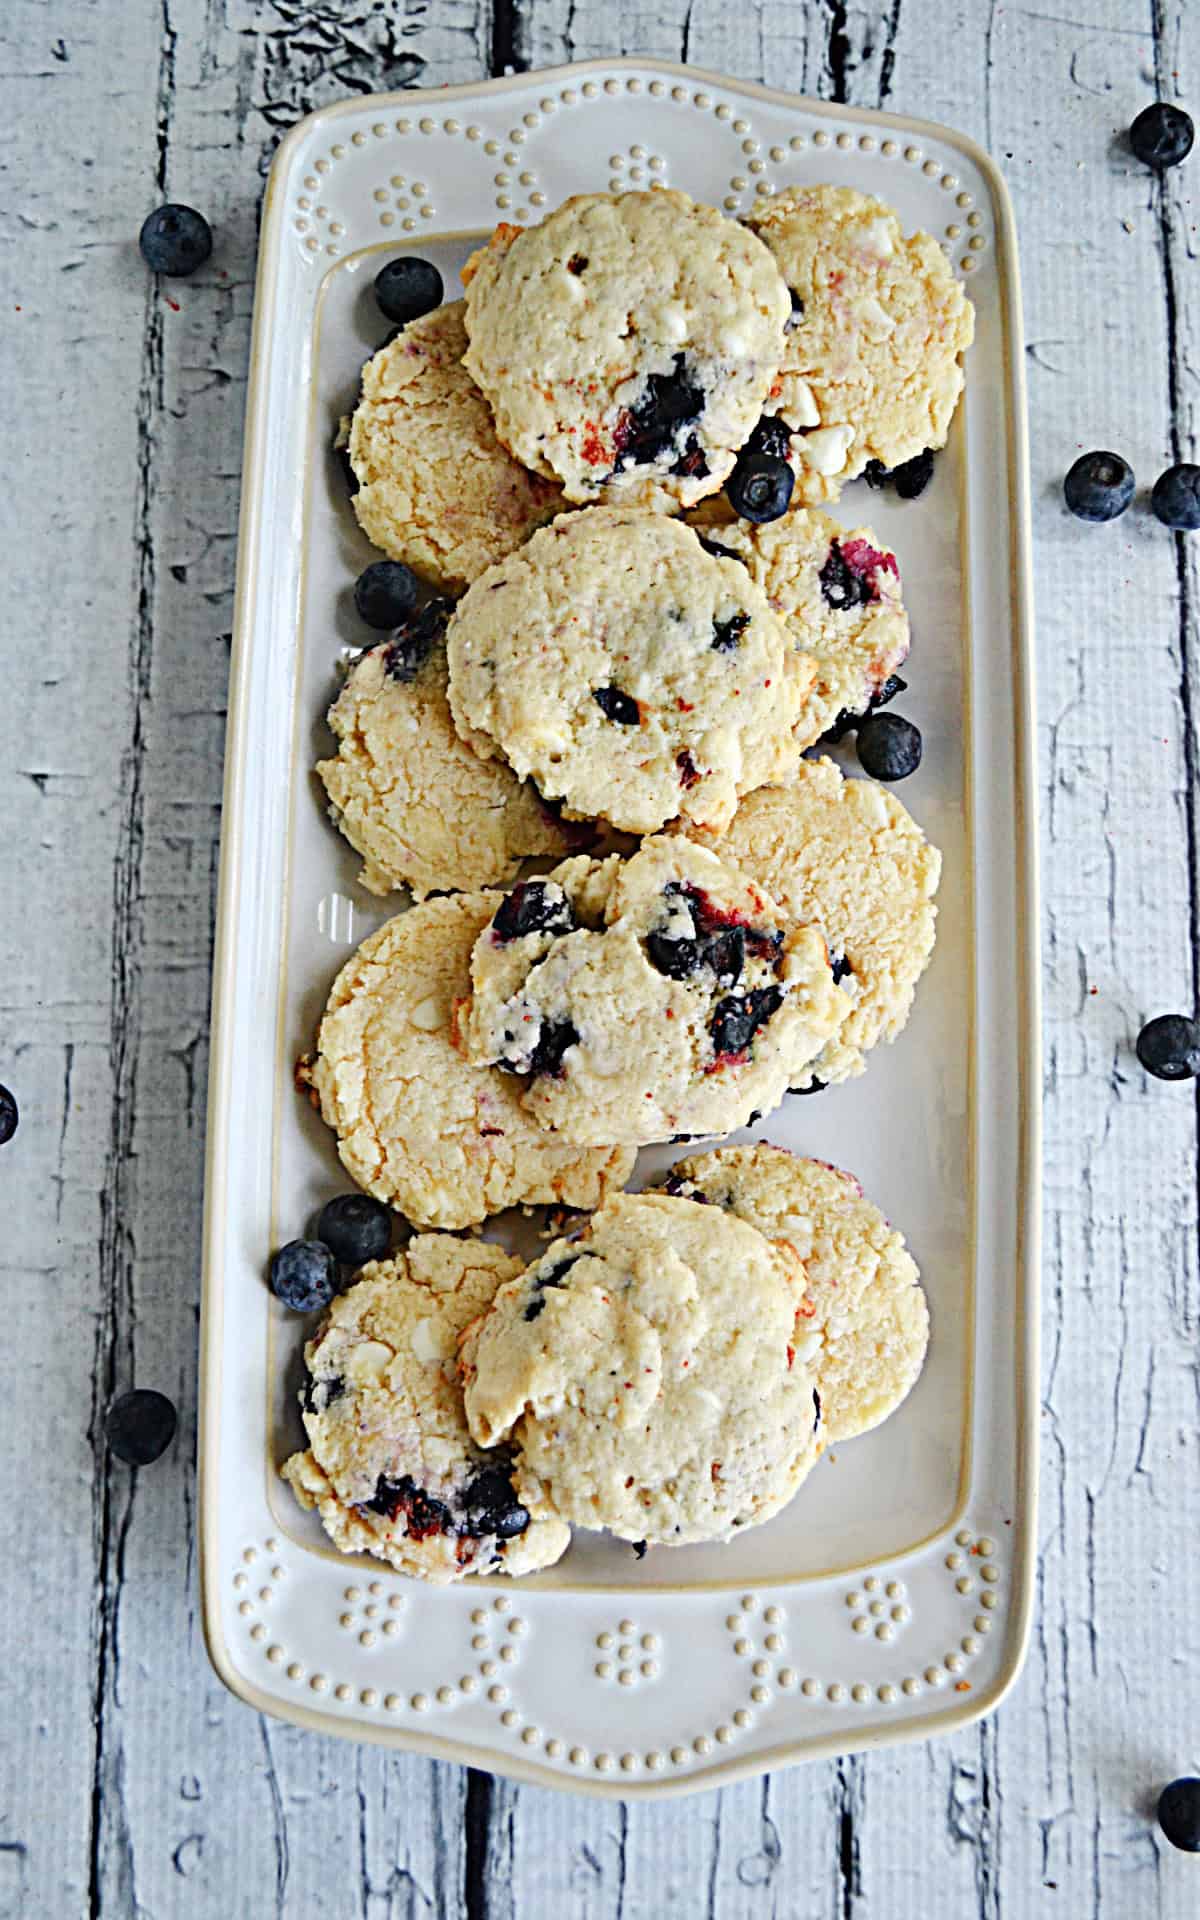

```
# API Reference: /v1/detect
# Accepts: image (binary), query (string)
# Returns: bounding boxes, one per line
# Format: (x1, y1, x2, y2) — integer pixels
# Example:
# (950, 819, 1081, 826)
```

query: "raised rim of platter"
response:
(198, 56, 1040, 1796)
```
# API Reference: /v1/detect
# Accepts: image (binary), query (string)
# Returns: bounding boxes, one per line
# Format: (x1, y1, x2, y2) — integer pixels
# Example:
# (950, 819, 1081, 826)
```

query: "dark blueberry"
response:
(695, 531, 738, 562)
(726, 452, 794, 524)
(813, 1387, 822, 1432)
(856, 711, 922, 782)
(567, 253, 588, 274)
(0, 1084, 16, 1145)
(1151, 464, 1200, 532)
(819, 541, 875, 612)
(615, 353, 704, 470)
(139, 204, 213, 276)
(1130, 102, 1194, 170)
(672, 438, 710, 479)
(354, 560, 418, 630)
(864, 459, 889, 491)
(593, 684, 640, 725)
(1157, 1778, 1200, 1851)
(527, 1019, 579, 1079)
(302, 1373, 346, 1417)
(822, 674, 908, 743)
(459, 1465, 530, 1540)
(523, 1254, 580, 1320)
(383, 597, 453, 682)
(831, 954, 853, 985)
(363, 1473, 453, 1539)
(269, 1239, 338, 1313)
(374, 256, 444, 325)
(676, 748, 701, 789)
(492, 879, 577, 944)
(712, 610, 751, 652)
(893, 449, 937, 499)
(1063, 451, 1135, 523)
(1136, 1013, 1200, 1081)
(105, 1389, 178, 1466)
(316, 1193, 392, 1267)
(790, 1077, 828, 1095)
(645, 928, 697, 977)
(786, 288, 805, 328)
(743, 414, 793, 462)
(631, 1539, 648, 1560)
(704, 926, 745, 986)
(710, 986, 784, 1059)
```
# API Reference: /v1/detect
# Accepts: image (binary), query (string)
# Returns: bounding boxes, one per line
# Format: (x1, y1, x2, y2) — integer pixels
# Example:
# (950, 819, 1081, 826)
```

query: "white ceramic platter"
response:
(200, 59, 1039, 1796)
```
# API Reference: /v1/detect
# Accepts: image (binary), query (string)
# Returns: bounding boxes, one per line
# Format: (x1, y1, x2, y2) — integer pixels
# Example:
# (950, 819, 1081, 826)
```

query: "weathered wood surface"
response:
(2, 0, 1199, 1913)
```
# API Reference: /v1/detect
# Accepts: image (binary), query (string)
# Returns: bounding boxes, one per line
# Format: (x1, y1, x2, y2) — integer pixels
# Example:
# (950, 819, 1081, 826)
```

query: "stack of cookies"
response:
(284, 183, 972, 1583)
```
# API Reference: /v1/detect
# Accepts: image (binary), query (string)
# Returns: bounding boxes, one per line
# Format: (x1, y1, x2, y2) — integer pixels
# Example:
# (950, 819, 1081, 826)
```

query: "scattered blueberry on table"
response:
(315, 1193, 392, 1268)
(1157, 1777, 1200, 1852)
(0, 1084, 17, 1145)
(1063, 451, 1134, 523)
(269, 1239, 339, 1312)
(105, 1389, 178, 1467)
(1151, 464, 1200, 532)
(1135, 1014, 1200, 1081)
(353, 560, 418, 629)
(138, 204, 213, 276)
(1129, 102, 1194, 171)
(725, 451, 794, 523)
(374, 256, 444, 325)
(855, 711, 922, 782)
(863, 449, 936, 499)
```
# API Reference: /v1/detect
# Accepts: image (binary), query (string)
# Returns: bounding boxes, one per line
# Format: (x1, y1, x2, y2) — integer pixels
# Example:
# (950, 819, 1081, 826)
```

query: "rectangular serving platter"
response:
(200, 59, 1039, 1796)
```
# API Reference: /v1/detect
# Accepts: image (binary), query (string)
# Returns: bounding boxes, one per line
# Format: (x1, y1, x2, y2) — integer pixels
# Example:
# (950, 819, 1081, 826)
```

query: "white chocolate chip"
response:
(780, 379, 820, 429)
(856, 296, 895, 338)
(411, 1317, 455, 1365)
(409, 995, 443, 1032)
(345, 1340, 394, 1385)
(859, 217, 895, 259)
(800, 424, 855, 477)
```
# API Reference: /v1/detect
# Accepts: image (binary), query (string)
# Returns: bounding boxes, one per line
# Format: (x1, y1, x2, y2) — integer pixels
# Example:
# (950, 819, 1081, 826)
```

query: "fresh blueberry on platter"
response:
(1151, 464, 1200, 532)
(855, 711, 922, 781)
(1157, 1778, 1200, 1851)
(353, 560, 419, 629)
(725, 452, 794, 523)
(374, 256, 444, 325)
(138, 204, 213, 276)
(1135, 1013, 1200, 1081)
(0, 1084, 17, 1145)
(269, 1239, 339, 1312)
(315, 1194, 392, 1268)
(105, 1389, 178, 1466)
(1129, 102, 1194, 170)
(1063, 451, 1135, 522)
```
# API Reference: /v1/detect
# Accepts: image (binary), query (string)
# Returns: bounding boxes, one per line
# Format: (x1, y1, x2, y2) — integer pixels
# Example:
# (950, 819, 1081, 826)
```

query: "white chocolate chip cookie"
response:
(694, 505, 910, 744)
(692, 756, 941, 1088)
(317, 606, 581, 900)
(460, 1191, 823, 1546)
(462, 835, 850, 1145)
(745, 184, 974, 504)
(445, 508, 811, 836)
(665, 1145, 929, 1443)
(461, 192, 791, 509)
(347, 301, 564, 592)
(282, 1237, 569, 1581)
(304, 894, 635, 1229)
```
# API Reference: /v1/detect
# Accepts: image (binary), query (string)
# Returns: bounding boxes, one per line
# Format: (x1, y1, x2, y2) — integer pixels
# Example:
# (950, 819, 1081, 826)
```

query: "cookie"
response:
(461, 192, 790, 509)
(347, 301, 564, 592)
(460, 1191, 823, 1546)
(694, 506, 910, 744)
(692, 756, 941, 1088)
(445, 508, 812, 835)
(317, 605, 578, 900)
(281, 1236, 570, 1581)
(463, 835, 850, 1145)
(304, 893, 635, 1229)
(666, 1145, 929, 1442)
(744, 185, 974, 504)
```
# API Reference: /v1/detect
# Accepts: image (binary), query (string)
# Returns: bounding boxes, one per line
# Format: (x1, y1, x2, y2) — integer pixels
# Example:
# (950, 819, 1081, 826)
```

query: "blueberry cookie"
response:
(347, 301, 564, 592)
(303, 894, 635, 1229)
(282, 1237, 569, 1581)
(460, 1191, 823, 1546)
(744, 185, 974, 504)
(666, 1145, 928, 1442)
(693, 505, 910, 744)
(463, 835, 850, 1145)
(317, 604, 578, 899)
(461, 192, 790, 509)
(445, 508, 812, 835)
(693, 756, 941, 1088)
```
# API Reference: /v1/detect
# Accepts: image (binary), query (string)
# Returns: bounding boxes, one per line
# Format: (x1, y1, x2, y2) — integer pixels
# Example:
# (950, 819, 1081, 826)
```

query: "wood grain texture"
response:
(2, 1, 1199, 1915)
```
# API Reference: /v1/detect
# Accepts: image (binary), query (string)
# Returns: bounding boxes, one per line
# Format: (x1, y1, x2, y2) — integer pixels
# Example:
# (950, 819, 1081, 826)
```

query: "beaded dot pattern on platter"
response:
(290, 79, 987, 279)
